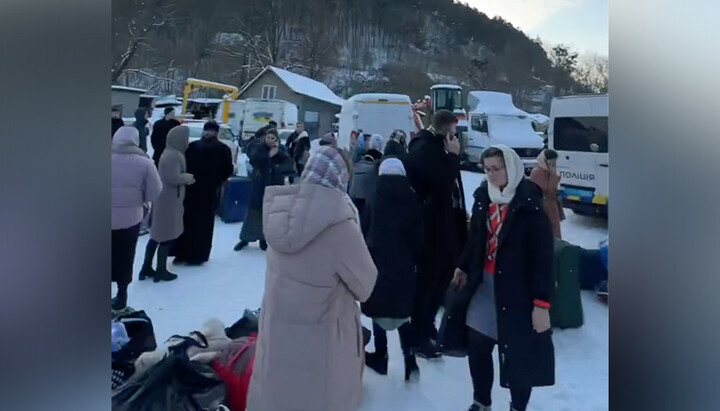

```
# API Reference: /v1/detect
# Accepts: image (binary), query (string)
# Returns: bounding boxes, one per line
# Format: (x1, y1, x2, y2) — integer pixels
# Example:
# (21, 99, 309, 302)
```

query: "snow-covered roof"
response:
(431, 84, 462, 90)
(528, 113, 550, 124)
(111, 85, 147, 93)
(188, 98, 224, 104)
(348, 93, 411, 103)
(241, 66, 345, 106)
(468, 91, 529, 117)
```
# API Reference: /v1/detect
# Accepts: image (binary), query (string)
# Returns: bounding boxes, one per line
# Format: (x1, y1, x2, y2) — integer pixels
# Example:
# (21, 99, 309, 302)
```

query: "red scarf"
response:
(484, 203, 509, 274)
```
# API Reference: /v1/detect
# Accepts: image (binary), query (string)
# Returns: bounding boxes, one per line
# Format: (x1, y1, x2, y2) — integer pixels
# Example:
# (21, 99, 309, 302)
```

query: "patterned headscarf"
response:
(301, 146, 350, 193)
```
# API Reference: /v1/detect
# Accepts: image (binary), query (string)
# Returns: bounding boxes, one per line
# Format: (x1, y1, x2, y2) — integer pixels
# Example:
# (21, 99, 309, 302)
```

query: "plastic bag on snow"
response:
(112, 348, 226, 411)
(599, 238, 608, 271)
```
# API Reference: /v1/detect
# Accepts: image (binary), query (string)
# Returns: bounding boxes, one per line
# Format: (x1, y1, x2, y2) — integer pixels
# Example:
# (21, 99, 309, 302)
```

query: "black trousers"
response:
(372, 321, 415, 357)
(467, 327, 532, 410)
(111, 224, 141, 286)
(413, 265, 454, 343)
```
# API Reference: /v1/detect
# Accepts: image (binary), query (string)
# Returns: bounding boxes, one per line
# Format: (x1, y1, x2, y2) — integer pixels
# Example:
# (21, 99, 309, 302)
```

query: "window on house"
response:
(262, 85, 276, 99)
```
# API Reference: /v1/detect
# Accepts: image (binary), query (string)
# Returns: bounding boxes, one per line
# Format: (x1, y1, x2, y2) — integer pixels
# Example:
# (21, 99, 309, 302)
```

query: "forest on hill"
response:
(112, 0, 607, 112)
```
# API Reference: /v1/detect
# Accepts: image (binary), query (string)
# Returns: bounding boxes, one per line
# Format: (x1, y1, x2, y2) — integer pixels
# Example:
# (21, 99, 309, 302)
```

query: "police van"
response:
(548, 94, 608, 217)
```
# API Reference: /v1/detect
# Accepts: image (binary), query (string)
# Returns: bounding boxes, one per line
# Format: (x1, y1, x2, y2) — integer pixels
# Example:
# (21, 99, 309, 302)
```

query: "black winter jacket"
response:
(404, 129, 467, 276)
(454, 178, 555, 388)
(247, 141, 295, 210)
(150, 118, 181, 166)
(361, 175, 424, 319)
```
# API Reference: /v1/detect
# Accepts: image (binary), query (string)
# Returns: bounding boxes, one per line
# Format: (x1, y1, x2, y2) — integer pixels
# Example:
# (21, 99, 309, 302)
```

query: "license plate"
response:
(561, 187, 594, 199)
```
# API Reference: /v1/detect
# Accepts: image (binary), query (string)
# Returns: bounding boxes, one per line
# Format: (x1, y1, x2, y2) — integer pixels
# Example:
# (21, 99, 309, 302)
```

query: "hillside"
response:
(112, 0, 573, 112)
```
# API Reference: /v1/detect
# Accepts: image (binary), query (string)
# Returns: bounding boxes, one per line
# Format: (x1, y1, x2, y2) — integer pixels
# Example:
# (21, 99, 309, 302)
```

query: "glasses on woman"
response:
(484, 166, 505, 174)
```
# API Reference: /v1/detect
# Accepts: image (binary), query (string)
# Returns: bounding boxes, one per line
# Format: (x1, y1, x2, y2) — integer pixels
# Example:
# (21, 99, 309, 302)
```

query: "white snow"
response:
(348, 93, 412, 103)
(468, 91, 529, 117)
(268, 66, 345, 106)
(117, 170, 608, 411)
(111, 85, 148, 93)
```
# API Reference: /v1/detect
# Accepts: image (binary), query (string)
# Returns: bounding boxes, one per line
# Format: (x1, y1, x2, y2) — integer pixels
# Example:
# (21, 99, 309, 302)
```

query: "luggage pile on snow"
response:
(549, 237, 609, 329)
(111, 308, 260, 411)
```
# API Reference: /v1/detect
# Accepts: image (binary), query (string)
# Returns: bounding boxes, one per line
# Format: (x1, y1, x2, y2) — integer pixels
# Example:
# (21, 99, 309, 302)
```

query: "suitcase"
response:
(550, 239, 584, 329)
(217, 177, 251, 223)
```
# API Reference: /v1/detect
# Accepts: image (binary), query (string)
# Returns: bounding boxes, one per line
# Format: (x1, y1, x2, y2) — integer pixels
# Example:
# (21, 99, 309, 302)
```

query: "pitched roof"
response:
(240, 66, 344, 106)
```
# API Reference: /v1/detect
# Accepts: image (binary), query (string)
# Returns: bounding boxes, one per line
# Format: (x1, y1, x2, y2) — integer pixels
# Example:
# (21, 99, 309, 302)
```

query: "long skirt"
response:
(174, 199, 216, 264)
(239, 208, 264, 242)
(112, 223, 141, 285)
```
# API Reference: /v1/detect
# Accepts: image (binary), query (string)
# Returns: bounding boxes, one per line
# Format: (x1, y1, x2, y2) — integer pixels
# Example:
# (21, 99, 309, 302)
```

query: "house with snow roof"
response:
(238, 66, 345, 138)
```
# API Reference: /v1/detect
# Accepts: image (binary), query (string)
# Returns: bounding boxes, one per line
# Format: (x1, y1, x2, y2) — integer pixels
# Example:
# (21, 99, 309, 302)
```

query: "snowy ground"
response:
(116, 170, 608, 411)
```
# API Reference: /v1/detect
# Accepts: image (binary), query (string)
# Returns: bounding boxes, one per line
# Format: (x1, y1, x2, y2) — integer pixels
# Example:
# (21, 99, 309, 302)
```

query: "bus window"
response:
(553, 117, 608, 153)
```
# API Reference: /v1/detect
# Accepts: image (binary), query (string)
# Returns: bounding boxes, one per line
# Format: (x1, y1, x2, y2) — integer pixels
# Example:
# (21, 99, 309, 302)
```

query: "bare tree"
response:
(111, 0, 178, 83)
(574, 54, 609, 93)
(285, 6, 340, 80)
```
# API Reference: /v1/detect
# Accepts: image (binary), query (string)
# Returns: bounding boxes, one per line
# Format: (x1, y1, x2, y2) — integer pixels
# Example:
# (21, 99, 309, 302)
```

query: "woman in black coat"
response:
(361, 158, 424, 382)
(450, 145, 554, 411)
(235, 129, 295, 252)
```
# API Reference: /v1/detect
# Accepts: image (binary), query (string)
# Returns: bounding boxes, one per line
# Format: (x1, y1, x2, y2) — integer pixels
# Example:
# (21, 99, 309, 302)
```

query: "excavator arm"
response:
(182, 78, 240, 122)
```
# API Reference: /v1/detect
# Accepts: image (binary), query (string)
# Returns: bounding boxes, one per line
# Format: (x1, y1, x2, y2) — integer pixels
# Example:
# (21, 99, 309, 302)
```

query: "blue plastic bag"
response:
(111, 321, 130, 352)
(599, 238, 609, 271)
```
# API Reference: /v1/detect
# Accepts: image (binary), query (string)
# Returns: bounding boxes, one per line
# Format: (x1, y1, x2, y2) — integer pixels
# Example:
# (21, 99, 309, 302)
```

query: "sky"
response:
(464, 0, 608, 57)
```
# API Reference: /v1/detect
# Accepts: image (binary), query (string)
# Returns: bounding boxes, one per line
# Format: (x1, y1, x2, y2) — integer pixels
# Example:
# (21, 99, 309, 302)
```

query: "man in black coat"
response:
(173, 121, 234, 265)
(284, 121, 305, 154)
(150, 107, 181, 167)
(404, 109, 468, 358)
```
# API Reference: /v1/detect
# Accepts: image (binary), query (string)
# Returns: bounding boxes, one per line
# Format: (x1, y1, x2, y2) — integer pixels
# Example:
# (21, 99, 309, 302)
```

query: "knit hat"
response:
(378, 157, 406, 176)
(369, 134, 385, 152)
(301, 146, 349, 192)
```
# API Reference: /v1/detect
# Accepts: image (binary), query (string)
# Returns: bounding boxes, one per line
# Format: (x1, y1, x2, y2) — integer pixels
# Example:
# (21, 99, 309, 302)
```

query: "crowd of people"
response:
(111, 106, 563, 411)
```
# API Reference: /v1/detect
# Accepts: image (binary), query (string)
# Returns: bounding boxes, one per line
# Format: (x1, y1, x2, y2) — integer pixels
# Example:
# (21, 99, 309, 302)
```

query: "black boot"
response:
(153, 244, 178, 282)
(364, 351, 388, 375)
(234, 241, 249, 252)
(416, 340, 442, 360)
(139, 239, 158, 281)
(259, 240, 268, 251)
(111, 285, 128, 311)
(404, 354, 420, 382)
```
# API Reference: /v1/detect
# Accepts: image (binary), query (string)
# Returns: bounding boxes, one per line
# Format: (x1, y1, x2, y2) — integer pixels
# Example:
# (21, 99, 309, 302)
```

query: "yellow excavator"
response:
(181, 78, 240, 123)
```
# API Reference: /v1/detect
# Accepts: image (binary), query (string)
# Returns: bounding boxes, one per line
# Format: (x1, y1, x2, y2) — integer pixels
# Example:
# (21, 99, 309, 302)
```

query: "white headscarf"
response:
(378, 157, 406, 176)
(485, 144, 525, 204)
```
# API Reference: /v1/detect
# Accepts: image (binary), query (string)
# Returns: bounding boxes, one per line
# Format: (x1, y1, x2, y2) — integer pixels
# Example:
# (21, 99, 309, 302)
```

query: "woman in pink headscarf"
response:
(529, 149, 564, 238)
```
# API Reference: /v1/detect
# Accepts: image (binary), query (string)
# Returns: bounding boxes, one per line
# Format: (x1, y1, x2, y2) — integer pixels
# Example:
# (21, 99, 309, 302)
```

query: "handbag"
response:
(438, 279, 476, 358)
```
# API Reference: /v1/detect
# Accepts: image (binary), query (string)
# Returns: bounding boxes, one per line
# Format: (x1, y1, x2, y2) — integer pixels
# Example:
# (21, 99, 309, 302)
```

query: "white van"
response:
(241, 99, 298, 142)
(548, 94, 608, 217)
(337, 93, 415, 150)
(466, 91, 545, 174)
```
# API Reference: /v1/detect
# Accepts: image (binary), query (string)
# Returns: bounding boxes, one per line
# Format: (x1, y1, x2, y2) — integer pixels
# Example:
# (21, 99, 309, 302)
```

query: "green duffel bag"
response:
(550, 238, 585, 329)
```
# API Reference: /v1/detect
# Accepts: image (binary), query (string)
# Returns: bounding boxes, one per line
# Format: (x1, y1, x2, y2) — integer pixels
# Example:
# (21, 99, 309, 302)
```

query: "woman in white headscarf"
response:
(450, 145, 555, 411)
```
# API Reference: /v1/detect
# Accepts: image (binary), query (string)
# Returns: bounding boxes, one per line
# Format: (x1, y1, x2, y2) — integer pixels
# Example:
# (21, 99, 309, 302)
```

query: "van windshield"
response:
(553, 117, 608, 153)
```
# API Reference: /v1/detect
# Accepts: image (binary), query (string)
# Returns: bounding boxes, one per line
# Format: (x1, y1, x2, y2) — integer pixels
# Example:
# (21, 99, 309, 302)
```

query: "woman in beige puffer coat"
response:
(247, 146, 378, 411)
